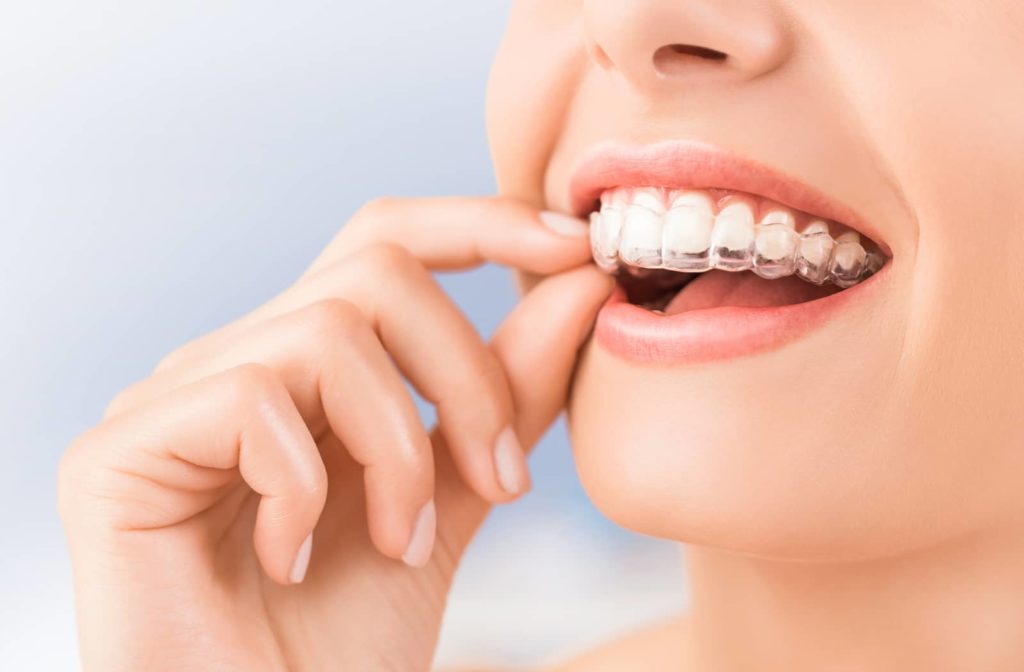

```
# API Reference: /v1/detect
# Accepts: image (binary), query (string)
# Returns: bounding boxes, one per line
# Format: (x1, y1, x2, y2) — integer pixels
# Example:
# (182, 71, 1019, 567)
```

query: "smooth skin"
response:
(492, 0, 1024, 670)
(59, 197, 612, 670)
(63, 0, 1024, 670)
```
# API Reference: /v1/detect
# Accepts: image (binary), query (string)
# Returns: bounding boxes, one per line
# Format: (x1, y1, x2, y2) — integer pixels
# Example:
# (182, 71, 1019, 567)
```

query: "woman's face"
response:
(486, 0, 1024, 561)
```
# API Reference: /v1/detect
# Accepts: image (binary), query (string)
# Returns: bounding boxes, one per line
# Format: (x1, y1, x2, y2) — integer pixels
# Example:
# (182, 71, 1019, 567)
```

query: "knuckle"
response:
(457, 348, 512, 404)
(399, 432, 435, 473)
(298, 462, 329, 505)
(153, 336, 210, 374)
(103, 386, 138, 420)
(355, 196, 400, 224)
(300, 298, 365, 340)
(358, 241, 415, 276)
(475, 349, 511, 389)
(437, 353, 513, 435)
(56, 431, 98, 522)
(226, 362, 284, 408)
(153, 346, 187, 374)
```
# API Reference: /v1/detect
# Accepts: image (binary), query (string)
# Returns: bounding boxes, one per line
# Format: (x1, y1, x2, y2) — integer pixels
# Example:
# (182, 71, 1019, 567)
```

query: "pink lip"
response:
(568, 139, 890, 256)
(569, 139, 892, 365)
(595, 264, 890, 365)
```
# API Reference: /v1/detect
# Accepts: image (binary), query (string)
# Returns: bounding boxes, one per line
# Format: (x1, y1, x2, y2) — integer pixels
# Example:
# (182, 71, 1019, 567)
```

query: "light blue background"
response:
(0, 2, 684, 668)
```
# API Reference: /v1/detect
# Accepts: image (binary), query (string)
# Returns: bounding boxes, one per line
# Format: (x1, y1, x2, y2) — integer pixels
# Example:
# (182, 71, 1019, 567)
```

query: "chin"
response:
(565, 261, 975, 564)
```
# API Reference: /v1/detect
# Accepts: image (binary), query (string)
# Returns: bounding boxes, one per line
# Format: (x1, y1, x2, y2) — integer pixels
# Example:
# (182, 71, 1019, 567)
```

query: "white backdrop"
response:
(0, 2, 685, 668)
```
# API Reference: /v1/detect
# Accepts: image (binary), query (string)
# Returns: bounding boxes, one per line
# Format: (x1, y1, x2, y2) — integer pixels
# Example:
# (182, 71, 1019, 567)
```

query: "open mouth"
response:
(566, 140, 893, 364)
(589, 185, 888, 316)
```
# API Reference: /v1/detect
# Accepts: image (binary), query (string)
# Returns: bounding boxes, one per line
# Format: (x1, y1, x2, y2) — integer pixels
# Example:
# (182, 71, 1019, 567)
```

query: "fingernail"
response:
(494, 425, 531, 495)
(539, 210, 590, 237)
(290, 532, 313, 584)
(402, 499, 436, 568)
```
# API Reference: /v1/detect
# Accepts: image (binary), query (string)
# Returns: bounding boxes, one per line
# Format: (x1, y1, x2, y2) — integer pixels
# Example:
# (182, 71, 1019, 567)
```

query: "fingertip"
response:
(570, 262, 617, 295)
(289, 532, 314, 584)
(539, 210, 590, 237)
(485, 205, 593, 274)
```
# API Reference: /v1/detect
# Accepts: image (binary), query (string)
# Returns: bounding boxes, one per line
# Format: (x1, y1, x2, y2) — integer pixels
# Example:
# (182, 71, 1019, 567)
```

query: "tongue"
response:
(663, 271, 841, 315)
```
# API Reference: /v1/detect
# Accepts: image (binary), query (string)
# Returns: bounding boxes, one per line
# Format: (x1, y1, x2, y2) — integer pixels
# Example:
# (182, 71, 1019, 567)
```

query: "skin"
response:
(60, 0, 1024, 670)
(60, 198, 612, 670)
(492, 0, 1024, 669)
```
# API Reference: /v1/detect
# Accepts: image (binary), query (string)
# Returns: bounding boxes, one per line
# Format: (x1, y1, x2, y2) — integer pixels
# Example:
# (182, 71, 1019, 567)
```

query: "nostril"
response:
(653, 44, 728, 76)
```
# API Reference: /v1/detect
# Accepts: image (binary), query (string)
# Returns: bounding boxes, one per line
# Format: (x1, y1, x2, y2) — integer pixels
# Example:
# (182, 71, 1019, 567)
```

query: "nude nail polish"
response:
(402, 500, 436, 568)
(290, 532, 313, 584)
(494, 425, 531, 495)
(540, 210, 590, 237)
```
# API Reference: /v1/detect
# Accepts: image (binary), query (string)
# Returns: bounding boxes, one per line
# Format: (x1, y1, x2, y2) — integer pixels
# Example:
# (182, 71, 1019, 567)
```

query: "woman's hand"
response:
(58, 196, 613, 671)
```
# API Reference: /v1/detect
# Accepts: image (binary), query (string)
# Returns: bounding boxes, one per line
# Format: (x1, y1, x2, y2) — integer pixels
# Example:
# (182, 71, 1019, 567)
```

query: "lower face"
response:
(487, 0, 1024, 562)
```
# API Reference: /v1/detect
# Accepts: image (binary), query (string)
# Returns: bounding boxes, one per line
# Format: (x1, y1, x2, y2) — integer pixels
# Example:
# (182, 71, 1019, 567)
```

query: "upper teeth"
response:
(590, 187, 884, 288)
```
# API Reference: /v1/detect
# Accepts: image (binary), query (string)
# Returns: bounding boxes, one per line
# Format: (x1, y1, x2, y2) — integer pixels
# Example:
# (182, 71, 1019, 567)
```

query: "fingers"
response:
(110, 298, 439, 563)
(434, 264, 615, 556)
(89, 195, 607, 575)
(490, 264, 615, 451)
(308, 196, 591, 275)
(139, 246, 532, 506)
(108, 247, 536, 559)
(155, 197, 590, 376)
(60, 364, 327, 586)
(310, 247, 529, 503)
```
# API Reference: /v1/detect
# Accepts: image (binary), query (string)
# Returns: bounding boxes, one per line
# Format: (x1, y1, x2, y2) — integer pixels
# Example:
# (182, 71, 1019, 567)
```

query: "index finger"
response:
(305, 195, 592, 276)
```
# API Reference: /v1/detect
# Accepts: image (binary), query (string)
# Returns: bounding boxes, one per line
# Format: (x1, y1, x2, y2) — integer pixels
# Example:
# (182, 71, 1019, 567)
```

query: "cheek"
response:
(485, 1, 588, 203)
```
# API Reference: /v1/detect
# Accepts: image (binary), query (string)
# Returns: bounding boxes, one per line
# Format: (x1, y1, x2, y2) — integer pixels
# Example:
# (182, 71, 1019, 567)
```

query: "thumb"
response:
(491, 264, 615, 450)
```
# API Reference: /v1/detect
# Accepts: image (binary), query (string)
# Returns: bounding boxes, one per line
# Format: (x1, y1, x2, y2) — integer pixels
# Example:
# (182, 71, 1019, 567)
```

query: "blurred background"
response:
(0, 1, 686, 668)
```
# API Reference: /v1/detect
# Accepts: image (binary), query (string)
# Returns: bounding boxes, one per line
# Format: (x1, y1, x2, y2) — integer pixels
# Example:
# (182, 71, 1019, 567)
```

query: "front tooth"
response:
(619, 204, 663, 267)
(710, 199, 755, 271)
(630, 187, 667, 214)
(829, 233, 867, 288)
(662, 191, 714, 272)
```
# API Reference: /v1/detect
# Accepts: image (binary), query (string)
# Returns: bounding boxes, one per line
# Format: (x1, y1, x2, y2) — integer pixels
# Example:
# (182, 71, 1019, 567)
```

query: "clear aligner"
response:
(589, 188, 885, 288)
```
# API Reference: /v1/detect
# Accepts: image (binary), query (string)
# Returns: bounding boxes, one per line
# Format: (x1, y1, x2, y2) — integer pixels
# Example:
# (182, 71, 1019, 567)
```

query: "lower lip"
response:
(594, 267, 889, 365)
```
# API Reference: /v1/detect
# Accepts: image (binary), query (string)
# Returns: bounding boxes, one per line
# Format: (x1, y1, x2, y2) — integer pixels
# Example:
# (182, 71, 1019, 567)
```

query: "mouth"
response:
(568, 140, 893, 364)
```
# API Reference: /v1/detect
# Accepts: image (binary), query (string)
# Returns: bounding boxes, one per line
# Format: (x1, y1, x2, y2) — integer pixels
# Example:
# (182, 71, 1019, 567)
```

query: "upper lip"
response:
(567, 139, 891, 256)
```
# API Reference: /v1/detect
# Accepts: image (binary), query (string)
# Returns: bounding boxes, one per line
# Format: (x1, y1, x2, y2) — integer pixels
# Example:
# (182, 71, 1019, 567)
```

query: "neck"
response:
(685, 529, 1024, 671)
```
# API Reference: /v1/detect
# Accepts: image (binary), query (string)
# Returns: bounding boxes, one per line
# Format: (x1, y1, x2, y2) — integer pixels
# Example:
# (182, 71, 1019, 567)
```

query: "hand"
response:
(58, 196, 614, 671)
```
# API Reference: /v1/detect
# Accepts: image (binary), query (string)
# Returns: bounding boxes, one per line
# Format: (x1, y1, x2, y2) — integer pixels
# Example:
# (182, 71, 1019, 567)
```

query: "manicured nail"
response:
(539, 210, 589, 237)
(290, 532, 313, 584)
(402, 499, 436, 568)
(494, 425, 530, 495)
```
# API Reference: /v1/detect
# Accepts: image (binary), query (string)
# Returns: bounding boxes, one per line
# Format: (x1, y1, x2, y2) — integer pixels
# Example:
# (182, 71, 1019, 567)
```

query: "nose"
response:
(582, 0, 793, 89)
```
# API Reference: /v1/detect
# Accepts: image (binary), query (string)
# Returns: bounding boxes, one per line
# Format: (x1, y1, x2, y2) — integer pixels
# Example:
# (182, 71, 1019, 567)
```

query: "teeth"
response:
(709, 199, 756, 271)
(630, 187, 667, 214)
(590, 207, 624, 271)
(588, 188, 886, 288)
(619, 203, 663, 267)
(662, 191, 714, 271)
(796, 219, 834, 285)
(759, 207, 796, 228)
(829, 231, 867, 288)
(753, 208, 798, 279)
